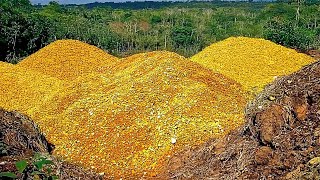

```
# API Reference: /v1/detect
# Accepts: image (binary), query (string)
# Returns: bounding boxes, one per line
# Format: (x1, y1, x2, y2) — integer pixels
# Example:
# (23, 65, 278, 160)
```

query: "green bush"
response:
(0, 153, 58, 180)
(264, 20, 316, 51)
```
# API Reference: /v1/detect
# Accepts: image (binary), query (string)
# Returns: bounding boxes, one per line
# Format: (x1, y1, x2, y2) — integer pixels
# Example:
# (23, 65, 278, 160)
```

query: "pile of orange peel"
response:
(190, 37, 314, 94)
(0, 37, 314, 178)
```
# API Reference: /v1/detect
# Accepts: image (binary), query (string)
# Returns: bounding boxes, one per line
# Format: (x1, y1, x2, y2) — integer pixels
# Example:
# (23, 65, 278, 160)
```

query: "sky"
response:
(31, 0, 268, 5)
(30, 0, 176, 4)
(31, 0, 117, 4)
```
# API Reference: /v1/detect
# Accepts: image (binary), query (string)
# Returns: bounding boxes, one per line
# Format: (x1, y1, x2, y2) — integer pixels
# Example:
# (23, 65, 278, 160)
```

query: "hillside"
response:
(3, 1, 319, 64)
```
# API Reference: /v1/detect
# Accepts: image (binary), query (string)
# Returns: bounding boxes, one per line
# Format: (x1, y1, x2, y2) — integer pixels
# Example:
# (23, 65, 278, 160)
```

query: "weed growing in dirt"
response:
(0, 153, 58, 180)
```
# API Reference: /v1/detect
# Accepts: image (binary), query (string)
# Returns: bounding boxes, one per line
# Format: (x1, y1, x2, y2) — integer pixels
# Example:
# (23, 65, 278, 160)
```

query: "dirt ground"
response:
(0, 108, 102, 180)
(307, 50, 320, 60)
(163, 60, 320, 179)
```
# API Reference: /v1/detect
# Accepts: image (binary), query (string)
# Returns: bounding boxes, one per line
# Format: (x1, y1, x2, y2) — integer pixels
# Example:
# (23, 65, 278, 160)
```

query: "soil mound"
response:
(307, 50, 320, 60)
(17, 40, 119, 81)
(0, 108, 102, 180)
(0, 108, 53, 156)
(31, 51, 247, 178)
(165, 60, 320, 179)
(190, 37, 315, 94)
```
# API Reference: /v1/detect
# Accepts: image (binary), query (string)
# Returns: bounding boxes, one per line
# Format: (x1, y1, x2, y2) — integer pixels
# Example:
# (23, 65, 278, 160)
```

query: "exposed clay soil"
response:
(0, 108, 102, 180)
(163, 60, 320, 179)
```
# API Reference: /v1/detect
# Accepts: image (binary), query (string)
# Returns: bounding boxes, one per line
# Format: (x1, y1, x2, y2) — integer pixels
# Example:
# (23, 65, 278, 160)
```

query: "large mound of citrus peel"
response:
(0, 37, 314, 178)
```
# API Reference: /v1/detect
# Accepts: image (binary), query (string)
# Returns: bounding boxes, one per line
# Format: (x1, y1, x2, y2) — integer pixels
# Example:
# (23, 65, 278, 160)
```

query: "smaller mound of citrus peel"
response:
(17, 39, 119, 81)
(190, 37, 315, 95)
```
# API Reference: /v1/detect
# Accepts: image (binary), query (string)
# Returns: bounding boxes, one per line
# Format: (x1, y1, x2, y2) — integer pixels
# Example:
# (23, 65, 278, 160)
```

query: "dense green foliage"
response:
(0, 0, 319, 63)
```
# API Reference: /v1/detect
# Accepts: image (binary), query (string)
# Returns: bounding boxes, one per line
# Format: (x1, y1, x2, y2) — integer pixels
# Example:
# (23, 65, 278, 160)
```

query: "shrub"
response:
(0, 153, 58, 180)
(264, 20, 317, 51)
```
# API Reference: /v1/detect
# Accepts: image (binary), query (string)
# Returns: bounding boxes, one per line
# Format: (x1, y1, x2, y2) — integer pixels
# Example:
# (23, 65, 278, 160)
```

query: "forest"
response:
(0, 0, 319, 63)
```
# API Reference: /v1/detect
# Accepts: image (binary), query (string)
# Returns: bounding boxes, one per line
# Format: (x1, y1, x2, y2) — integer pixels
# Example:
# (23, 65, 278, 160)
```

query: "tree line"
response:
(0, 0, 319, 63)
